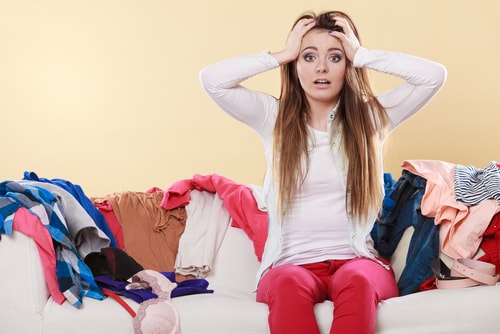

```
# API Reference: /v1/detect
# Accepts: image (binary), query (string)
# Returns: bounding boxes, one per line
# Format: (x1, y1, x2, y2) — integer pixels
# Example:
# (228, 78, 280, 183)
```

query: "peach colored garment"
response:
(402, 160, 500, 259)
(93, 191, 186, 273)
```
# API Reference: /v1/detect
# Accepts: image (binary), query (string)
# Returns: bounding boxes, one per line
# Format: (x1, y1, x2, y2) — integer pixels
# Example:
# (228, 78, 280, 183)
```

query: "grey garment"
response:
(18, 180, 110, 258)
(454, 161, 500, 206)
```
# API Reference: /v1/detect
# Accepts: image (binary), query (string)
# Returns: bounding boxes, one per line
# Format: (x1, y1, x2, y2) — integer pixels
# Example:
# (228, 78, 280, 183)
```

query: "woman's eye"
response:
(303, 54, 316, 62)
(328, 54, 342, 62)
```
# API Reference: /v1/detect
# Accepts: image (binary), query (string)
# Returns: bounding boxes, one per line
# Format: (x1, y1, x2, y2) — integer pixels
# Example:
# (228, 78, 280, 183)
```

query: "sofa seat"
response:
(2, 222, 500, 333)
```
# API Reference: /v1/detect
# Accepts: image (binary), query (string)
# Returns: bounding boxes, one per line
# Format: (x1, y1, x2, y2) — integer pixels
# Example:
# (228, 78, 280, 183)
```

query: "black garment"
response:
(85, 247, 144, 281)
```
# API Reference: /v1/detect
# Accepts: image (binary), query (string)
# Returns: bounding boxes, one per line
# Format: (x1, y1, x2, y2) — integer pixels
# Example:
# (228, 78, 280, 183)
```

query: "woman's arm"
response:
(353, 47, 447, 130)
(199, 18, 317, 138)
(330, 15, 446, 130)
(199, 52, 280, 138)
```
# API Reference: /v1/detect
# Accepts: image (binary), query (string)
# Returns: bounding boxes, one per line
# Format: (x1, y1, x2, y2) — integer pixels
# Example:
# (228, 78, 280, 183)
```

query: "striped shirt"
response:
(454, 161, 500, 206)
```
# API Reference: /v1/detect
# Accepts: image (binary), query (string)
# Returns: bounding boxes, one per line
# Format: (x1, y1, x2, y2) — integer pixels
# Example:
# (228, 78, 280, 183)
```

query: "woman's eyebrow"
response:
(301, 46, 318, 53)
(301, 46, 344, 53)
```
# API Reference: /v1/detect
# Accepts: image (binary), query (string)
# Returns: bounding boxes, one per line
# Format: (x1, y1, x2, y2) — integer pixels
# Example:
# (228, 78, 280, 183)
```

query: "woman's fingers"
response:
(293, 18, 316, 38)
(283, 18, 316, 60)
(329, 16, 360, 62)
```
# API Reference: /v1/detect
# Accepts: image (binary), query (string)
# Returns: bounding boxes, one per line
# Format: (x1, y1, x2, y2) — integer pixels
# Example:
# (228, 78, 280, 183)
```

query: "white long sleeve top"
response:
(199, 47, 447, 287)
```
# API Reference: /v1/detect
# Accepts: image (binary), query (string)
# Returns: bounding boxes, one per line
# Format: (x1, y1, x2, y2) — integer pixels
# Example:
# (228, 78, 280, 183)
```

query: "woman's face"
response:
(296, 29, 346, 108)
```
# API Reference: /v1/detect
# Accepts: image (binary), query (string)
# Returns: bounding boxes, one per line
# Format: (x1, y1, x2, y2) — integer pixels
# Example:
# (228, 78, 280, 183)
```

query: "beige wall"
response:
(0, 0, 498, 196)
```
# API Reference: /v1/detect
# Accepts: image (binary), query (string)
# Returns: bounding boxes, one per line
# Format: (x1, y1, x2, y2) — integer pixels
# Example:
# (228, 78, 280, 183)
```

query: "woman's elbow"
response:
(434, 63, 448, 89)
(198, 66, 212, 92)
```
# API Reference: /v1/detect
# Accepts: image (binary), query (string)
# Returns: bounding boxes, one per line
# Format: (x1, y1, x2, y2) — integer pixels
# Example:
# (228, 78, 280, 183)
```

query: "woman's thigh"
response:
(256, 264, 327, 304)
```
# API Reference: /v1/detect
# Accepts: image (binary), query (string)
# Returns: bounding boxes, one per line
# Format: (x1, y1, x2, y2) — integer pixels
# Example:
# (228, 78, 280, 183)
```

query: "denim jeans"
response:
(372, 170, 440, 295)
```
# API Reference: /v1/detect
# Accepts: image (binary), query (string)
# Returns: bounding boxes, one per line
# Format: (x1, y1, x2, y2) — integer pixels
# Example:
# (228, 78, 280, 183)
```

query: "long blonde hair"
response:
(273, 10, 389, 224)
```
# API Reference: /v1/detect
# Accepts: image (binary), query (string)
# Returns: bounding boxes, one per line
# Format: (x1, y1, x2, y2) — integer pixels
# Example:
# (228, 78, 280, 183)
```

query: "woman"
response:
(199, 10, 446, 334)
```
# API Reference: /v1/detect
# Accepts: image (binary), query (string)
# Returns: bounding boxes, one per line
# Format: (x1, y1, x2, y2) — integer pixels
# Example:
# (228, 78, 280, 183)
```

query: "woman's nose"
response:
(316, 59, 328, 73)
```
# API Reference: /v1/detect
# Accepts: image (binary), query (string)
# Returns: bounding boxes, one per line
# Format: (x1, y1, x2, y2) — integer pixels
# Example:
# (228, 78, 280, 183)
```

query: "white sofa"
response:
(2, 222, 500, 334)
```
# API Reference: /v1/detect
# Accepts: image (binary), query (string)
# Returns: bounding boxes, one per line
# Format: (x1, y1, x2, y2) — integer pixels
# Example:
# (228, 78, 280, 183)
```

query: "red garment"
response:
(419, 276, 437, 291)
(478, 212, 500, 274)
(256, 258, 398, 333)
(93, 200, 125, 250)
(161, 174, 268, 261)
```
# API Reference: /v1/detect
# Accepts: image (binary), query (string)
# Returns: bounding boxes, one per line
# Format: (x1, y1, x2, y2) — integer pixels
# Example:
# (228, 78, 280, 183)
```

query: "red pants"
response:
(256, 258, 398, 334)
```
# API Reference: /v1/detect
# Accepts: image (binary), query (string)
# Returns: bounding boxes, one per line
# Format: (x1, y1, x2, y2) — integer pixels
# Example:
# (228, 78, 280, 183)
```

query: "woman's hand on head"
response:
(328, 16, 360, 63)
(271, 18, 316, 65)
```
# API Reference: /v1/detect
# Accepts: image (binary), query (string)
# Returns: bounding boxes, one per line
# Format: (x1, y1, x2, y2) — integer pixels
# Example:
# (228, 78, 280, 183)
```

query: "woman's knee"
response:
(330, 259, 397, 300)
(257, 264, 324, 303)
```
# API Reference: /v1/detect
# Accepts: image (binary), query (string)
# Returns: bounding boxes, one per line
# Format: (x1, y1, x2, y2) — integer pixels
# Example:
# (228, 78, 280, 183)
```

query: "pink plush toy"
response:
(126, 270, 181, 334)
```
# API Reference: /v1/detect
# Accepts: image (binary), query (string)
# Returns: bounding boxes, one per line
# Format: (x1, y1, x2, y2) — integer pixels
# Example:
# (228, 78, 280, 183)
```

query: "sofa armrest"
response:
(0, 231, 50, 315)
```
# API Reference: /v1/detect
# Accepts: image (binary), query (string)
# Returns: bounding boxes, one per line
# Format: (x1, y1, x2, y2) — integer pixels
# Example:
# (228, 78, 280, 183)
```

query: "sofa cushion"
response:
(194, 224, 335, 333)
(42, 296, 136, 333)
(376, 285, 500, 334)
(173, 294, 269, 333)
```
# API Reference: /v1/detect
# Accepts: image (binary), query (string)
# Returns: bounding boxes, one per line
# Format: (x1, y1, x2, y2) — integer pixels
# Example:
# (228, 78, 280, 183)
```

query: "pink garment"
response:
(126, 269, 180, 334)
(13, 207, 65, 304)
(161, 174, 268, 261)
(402, 160, 500, 259)
(256, 258, 398, 334)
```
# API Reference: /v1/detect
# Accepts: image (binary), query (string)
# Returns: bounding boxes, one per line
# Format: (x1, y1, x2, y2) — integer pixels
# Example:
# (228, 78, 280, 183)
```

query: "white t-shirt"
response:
(275, 127, 356, 266)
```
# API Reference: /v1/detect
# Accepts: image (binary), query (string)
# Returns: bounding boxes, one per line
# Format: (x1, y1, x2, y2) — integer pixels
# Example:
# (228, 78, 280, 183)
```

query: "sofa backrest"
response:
(207, 226, 261, 299)
(390, 226, 413, 283)
(207, 222, 416, 296)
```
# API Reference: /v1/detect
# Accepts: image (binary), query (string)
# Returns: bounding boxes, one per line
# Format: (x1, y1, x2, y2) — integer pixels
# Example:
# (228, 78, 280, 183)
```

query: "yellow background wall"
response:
(0, 0, 498, 196)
